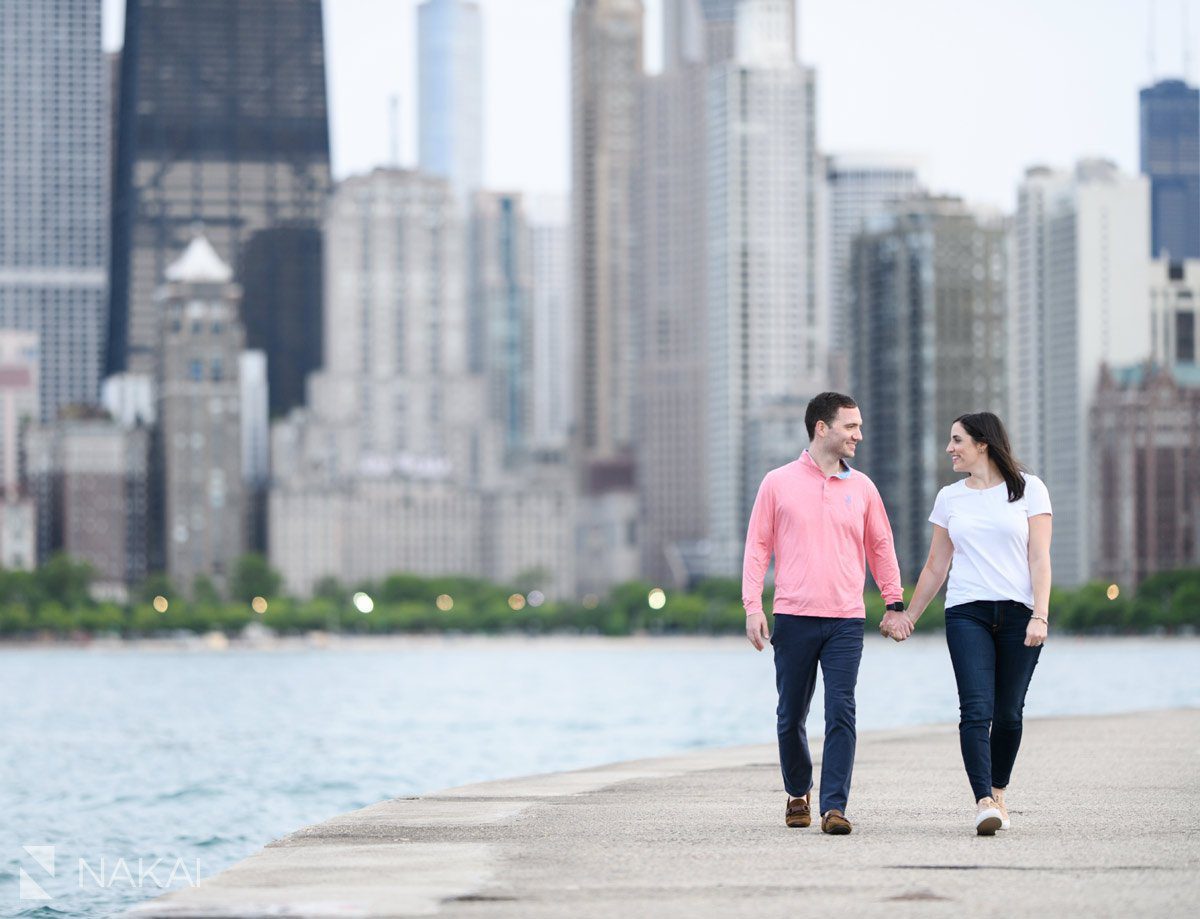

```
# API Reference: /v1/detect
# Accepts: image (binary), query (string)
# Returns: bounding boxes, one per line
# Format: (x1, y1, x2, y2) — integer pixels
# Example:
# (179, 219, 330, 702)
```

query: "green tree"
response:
(35, 554, 94, 608)
(135, 572, 178, 605)
(0, 569, 40, 607)
(313, 576, 349, 605)
(191, 574, 223, 605)
(230, 554, 282, 603)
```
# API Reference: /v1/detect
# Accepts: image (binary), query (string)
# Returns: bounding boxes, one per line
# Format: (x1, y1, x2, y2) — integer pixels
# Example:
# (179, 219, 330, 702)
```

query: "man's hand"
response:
(746, 611, 770, 651)
(880, 611, 914, 642)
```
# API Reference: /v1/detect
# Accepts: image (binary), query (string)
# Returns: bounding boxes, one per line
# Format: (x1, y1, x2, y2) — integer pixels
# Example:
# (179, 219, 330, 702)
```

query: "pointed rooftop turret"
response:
(165, 235, 233, 284)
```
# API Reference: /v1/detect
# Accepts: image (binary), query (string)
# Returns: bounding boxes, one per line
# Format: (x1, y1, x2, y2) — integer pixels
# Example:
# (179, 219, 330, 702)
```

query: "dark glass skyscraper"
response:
(1140, 79, 1200, 260)
(109, 0, 332, 415)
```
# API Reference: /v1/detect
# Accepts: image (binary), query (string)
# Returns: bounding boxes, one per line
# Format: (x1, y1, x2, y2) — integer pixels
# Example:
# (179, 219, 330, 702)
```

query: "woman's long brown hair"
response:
(954, 412, 1026, 503)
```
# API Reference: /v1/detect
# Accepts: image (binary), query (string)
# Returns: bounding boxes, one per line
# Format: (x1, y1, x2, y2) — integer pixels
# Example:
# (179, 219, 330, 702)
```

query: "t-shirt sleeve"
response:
(929, 487, 950, 528)
(1025, 475, 1053, 517)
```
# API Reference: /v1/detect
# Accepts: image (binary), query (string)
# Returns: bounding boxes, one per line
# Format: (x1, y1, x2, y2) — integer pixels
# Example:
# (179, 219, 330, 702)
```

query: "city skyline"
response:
(100, 0, 1200, 209)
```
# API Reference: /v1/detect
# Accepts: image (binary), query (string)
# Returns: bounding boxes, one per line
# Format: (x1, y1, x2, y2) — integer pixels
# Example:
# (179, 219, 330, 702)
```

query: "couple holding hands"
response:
(743, 392, 1052, 836)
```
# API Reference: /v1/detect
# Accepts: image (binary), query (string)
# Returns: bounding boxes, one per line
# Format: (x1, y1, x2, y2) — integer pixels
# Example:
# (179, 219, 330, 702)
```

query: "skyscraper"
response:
(705, 0, 825, 576)
(1092, 362, 1200, 589)
(1012, 161, 1151, 585)
(851, 197, 1009, 579)
(1149, 258, 1199, 366)
(109, 0, 331, 416)
(299, 169, 491, 486)
(636, 0, 735, 585)
(268, 170, 572, 599)
(571, 0, 644, 468)
(571, 0, 645, 594)
(527, 195, 572, 452)
(0, 0, 107, 422)
(157, 236, 247, 592)
(825, 153, 923, 389)
(470, 191, 533, 465)
(418, 0, 484, 205)
(1140, 79, 1200, 260)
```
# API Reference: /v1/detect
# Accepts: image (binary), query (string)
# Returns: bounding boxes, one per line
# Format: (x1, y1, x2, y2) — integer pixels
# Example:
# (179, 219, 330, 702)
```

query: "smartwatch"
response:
(886, 601, 906, 613)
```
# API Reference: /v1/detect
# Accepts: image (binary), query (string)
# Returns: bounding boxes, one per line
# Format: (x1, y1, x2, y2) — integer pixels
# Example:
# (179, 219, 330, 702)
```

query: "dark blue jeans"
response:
(945, 600, 1042, 802)
(771, 614, 864, 815)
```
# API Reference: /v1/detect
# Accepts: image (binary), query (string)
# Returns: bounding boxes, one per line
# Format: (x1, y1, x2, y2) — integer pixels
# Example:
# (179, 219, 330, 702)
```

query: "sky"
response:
(102, 0, 1200, 211)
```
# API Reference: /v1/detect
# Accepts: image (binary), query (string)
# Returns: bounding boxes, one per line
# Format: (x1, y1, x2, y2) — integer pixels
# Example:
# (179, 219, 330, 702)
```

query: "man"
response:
(743, 392, 911, 834)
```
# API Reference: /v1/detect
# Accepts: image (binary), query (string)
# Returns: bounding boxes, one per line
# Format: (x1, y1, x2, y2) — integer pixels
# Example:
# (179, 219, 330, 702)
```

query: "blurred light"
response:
(581, 593, 600, 609)
(436, 594, 454, 612)
(153, 595, 169, 613)
(352, 591, 374, 614)
(1107, 584, 1120, 601)
(648, 588, 666, 610)
(527, 590, 545, 608)
(508, 593, 526, 611)
(251, 596, 268, 614)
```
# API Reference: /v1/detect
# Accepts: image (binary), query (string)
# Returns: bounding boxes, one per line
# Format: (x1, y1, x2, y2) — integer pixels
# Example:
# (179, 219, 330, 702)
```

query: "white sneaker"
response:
(993, 791, 1011, 830)
(996, 802, 1011, 830)
(975, 798, 1002, 836)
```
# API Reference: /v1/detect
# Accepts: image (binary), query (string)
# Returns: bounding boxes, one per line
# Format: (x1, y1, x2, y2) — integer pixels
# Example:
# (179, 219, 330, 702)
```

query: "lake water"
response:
(2, 634, 1198, 918)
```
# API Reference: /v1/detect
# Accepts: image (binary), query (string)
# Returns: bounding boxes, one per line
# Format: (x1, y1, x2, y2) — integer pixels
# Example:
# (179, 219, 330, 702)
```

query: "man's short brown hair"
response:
(805, 392, 858, 440)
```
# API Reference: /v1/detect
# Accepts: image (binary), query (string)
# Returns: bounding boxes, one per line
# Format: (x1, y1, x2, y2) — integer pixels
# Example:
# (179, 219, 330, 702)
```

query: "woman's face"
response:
(946, 422, 987, 473)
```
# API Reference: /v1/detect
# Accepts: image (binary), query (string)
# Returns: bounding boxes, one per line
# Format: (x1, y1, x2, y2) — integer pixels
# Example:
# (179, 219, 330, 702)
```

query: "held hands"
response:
(879, 610, 915, 642)
(746, 611, 770, 651)
(1024, 615, 1048, 648)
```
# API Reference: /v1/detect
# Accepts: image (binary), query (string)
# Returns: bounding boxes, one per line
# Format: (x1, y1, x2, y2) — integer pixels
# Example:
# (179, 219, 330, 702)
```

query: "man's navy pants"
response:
(771, 613, 864, 816)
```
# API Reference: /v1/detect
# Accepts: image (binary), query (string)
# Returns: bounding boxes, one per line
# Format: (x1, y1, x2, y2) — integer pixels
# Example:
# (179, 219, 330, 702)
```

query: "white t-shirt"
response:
(929, 474, 1053, 610)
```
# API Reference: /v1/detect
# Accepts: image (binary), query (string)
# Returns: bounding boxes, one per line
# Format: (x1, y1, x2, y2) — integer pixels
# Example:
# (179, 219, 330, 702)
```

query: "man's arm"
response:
(742, 476, 776, 650)
(863, 483, 904, 607)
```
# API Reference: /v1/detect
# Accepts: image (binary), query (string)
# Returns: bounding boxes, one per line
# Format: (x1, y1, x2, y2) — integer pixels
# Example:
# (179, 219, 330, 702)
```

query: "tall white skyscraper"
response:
(825, 153, 923, 389)
(418, 0, 483, 205)
(636, 0, 739, 585)
(571, 0, 644, 467)
(571, 0, 645, 595)
(0, 0, 107, 421)
(706, 0, 825, 575)
(269, 170, 572, 599)
(301, 169, 492, 486)
(1012, 161, 1151, 586)
(527, 195, 572, 451)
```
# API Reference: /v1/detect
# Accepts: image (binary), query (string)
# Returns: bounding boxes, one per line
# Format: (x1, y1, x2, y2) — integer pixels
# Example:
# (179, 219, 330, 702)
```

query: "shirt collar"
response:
(800, 449, 853, 480)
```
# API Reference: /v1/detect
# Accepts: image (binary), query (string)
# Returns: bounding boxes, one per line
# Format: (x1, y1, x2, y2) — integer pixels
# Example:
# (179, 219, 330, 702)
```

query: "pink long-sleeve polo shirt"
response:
(742, 450, 904, 618)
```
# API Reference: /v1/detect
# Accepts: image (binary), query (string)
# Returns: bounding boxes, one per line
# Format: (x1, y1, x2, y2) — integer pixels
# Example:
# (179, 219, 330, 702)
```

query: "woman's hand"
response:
(1025, 616, 1048, 648)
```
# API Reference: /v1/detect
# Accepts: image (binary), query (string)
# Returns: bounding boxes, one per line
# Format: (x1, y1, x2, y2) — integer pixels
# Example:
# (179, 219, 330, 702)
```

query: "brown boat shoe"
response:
(821, 809, 853, 835)
(785, 792, 812, 828)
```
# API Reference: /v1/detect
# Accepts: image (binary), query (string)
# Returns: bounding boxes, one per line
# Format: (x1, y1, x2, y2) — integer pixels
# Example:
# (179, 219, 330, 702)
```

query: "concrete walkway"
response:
(131, 709, 1199, 918)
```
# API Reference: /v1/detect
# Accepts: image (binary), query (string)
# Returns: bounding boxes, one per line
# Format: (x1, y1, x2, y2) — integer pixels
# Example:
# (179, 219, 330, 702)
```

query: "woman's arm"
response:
(906, 524, 954, 624)
(1026, 514, 1053, 646)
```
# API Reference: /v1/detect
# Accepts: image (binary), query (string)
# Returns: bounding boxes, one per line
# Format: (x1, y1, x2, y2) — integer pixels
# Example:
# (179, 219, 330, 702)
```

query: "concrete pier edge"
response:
(130, 709, 1200, 918)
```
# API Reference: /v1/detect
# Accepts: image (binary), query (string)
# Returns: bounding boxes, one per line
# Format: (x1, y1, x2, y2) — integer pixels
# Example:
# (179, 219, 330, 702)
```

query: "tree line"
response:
(0, 554, 1197, 638)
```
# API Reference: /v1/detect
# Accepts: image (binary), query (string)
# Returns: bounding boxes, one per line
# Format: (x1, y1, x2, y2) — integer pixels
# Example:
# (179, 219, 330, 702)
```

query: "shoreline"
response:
(3, 630, 1200, 653)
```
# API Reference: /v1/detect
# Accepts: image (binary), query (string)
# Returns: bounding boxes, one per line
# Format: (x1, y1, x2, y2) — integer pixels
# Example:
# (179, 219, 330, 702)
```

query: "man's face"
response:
(819, 407, 863, 459)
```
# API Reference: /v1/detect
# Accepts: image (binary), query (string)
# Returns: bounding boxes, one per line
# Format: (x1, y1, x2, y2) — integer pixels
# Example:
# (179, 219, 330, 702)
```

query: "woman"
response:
(886, 412, 1052, 835)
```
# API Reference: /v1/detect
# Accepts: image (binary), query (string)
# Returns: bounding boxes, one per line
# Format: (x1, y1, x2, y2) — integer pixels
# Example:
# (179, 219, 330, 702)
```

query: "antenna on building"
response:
(389, 95, 401, 167)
